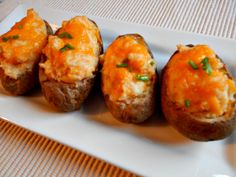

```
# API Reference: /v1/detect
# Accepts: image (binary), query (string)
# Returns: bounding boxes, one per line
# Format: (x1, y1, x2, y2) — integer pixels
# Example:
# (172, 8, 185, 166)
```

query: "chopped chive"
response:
(12, 35, 19, 39)
(184, 99, 190, 107)
(18, 25, 23, 29)
(2, 35, 19, 42)
(66, 44, 75, 49)
(136, 75, 149, 82)
(65, 43, 75, 49)
(116, 63, 128, 68)
(201, 57, 212, 75)
(150, 60, 155, 66)
(58, 32, 73, 39)
(116, 58, 129, 68)
(60, 43, 75, 52)
(60, 47, 67, 53)
(2, 37, 9, 42)
(188, 60, 198, 70)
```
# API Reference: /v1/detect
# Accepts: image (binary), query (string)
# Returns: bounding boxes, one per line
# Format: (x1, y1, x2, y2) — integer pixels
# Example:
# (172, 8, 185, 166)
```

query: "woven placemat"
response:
(0, 120, 137, 177)
(38, 0, 236, 39)
(0, 0, 235, 176)
(0, 0, 235, 39)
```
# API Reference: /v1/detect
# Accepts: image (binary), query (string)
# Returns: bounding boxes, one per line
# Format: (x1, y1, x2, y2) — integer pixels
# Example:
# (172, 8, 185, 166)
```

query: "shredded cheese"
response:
(166, 45, 236, 117)
(40, 16, 101, 83)
(0, 9, 48, 79)
(102, 35, 156, 101)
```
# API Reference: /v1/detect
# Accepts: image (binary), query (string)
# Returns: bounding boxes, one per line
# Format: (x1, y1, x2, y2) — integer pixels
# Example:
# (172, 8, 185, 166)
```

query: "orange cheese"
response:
(0, 9, 47, 64)
(40, 16, 101, 83)
(0, 9, 47, 79)
(102, 35, 156, 101)
(166, 45, 236, 116)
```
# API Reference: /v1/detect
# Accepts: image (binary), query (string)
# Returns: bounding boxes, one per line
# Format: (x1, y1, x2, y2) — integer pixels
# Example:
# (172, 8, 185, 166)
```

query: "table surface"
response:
(0, 0, 235, 176)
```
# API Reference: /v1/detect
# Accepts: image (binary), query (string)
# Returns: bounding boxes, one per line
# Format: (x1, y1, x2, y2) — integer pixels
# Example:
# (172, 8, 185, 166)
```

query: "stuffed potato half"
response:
(161, 44, 236, 141)
(0, 9, 52, 95)
(101, 34, 158, 123)
(39, 16, 103, 112)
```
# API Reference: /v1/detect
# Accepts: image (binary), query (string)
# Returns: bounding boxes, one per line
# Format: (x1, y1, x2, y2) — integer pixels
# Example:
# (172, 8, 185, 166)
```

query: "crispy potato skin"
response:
(101, 34, 158, 123)
(104, 90, 156, 123)
(161, 46, 236, 141)
(39, 67, 95, 112)
(40, 19, 103, 112)
(0, 63, 39, 95)
(0, 21, 53, 95)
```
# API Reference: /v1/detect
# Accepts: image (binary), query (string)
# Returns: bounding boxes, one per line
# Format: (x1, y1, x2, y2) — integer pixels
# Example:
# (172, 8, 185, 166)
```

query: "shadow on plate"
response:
(90, 113, 191, 145)
(82, 88, 191, 145)
(23, 87, 64, 114)
(0, 81, 60, 113)
(0, 80, 190, 145)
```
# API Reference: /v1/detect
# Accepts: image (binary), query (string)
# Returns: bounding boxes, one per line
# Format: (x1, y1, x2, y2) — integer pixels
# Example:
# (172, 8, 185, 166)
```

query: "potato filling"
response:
(102, 35, 156, 102)
(166, 45, 236, 117)
(0, 9, 47, 78)
(40, 16, 101, 83)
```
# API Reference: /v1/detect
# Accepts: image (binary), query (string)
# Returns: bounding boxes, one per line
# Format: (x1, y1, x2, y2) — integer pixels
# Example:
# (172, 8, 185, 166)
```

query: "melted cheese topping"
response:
(0, 9, 47, 78)
(102, 35, 156, 102)
(166, 45, 236, 117)
(40, 16, 101, 83)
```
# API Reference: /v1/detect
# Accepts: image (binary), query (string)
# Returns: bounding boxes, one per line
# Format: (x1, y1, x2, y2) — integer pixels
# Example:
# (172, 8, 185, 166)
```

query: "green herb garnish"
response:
(184, 99, 190, 107)
(136, 75, 149, 82)
(116, 63, 128, 68)
(188, 60, 198, 70)
(201, 57, 212, 75)
(12, 35, 19, 39)
(150, 60, 155, 66)
(2, 37, 9, 42)
(2, 35, 19, 42)
(116, 58, 129, 68)
(58, 32, 73, 39)
(18, 25, 23, 29)
(60, 43, 75, 52)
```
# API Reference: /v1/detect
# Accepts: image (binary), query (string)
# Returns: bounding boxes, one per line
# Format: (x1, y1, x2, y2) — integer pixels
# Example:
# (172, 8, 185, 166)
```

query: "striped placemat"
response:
(0, 0, 235, 39)
(0, 0, 235, 176)
(0, 119, 137, 177)
(41, 0, 236, 39)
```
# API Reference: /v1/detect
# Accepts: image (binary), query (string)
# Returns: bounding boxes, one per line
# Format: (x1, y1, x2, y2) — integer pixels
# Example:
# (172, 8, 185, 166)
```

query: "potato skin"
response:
(101, 34, 158, 123)
(0, 21, 53, 95)
(39, 19, 103, 112)
(104, 90, 156, 123)
(0, 63, 39, 95)
(161, 45, 236, 141)
(39, 66, 95, 112)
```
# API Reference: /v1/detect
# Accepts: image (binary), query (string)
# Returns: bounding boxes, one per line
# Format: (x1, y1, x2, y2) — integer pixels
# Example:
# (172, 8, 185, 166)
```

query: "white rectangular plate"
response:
(0, 3, 235, 177)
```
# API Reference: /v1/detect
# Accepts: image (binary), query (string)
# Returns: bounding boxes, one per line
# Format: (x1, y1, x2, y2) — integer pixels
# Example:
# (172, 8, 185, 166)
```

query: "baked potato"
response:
(161, 44, 236, 141)
(39, 16, 103, 112)
(0, 9, 52, 95)
(101, 34, 158, 123)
